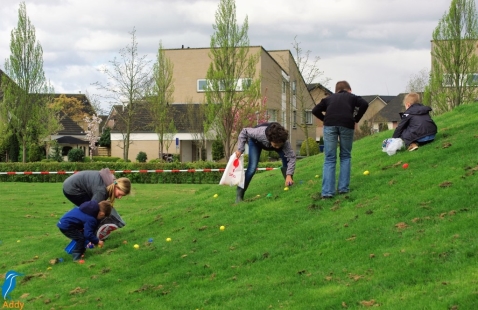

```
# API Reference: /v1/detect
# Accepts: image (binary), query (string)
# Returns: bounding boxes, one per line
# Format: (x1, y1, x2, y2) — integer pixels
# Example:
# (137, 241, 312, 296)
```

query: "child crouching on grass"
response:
(57, 200, 112, 261)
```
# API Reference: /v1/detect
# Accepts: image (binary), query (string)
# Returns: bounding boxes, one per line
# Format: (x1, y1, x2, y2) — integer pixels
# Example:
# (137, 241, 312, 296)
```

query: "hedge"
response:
(0, 160, 283, 184)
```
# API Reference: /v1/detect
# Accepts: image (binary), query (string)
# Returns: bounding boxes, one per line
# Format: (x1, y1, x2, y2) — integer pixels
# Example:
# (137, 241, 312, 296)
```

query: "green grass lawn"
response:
(1, 103, 478, 309)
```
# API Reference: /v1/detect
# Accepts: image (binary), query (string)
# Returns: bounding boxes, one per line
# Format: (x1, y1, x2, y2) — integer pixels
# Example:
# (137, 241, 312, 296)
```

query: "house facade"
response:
(369, 93, 407, 132)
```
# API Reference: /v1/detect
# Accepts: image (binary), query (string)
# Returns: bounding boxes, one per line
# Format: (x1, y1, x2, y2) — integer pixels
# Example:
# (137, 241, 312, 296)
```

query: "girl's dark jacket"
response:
(392, 103, 437, 147)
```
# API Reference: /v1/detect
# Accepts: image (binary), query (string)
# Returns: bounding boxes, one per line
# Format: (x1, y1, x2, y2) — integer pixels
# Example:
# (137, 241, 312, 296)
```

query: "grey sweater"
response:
(63, 168, 115, 202)
(237, 126, 296, 176)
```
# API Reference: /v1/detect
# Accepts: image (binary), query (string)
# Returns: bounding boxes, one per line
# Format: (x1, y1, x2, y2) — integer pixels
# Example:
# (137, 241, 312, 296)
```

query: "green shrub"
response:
(268, 150, 279, 159)
(49, 142, 63, 162)
(259, 151, 269, 162)
(136, 151, 147, 163)
(212, 140, 224, 161)
(300, 137, 319, 156)
(92, 156, 121, 162)
(67, 148, 85, 162)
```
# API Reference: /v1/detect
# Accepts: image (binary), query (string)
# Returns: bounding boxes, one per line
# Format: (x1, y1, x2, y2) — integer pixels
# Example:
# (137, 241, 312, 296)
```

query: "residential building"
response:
(370, 93, 407, 132)
(107, 46, 324, 162)
(307, 83, 333, 140)
(357, 95, 395, 133)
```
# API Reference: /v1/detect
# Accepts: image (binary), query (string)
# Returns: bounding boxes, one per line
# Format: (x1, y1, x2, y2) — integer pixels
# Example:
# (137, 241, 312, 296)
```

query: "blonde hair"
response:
(98, 200, 113, 217)
(106, 177, 131, 204)
(404, 92, 420, 106)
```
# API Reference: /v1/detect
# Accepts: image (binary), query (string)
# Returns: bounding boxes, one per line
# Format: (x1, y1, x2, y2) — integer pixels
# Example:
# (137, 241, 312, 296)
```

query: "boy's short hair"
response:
(98, 201, 113, 217)
(404, 92, 420, 105)
(335, 80, 351, 93)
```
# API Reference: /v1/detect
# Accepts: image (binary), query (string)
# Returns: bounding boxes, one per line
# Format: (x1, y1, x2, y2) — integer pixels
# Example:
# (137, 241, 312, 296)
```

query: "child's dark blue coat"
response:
(57, 200, 100, 244)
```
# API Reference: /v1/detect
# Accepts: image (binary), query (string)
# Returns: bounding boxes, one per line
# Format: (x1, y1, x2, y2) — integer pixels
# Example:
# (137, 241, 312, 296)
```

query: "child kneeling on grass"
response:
(57, 200, 112, 261)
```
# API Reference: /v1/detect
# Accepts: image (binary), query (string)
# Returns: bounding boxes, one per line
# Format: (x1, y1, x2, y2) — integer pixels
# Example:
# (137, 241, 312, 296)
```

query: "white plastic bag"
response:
(219, 154, 245, 187)
(382, 138, 404, 156)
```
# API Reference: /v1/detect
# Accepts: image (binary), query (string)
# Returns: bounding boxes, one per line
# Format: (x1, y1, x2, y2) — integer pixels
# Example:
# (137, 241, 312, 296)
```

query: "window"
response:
(303, 110, 313, 125)
(197, 78, 252, 92)
(267, 109, 278, 122)
(292, 81, 296, 95)
(467, 73, 478, 86)
(292, 111, 297, 128)
(442, 73, 478, 87)
(197, 79, 208, 92)
(241, 78, 252, 90)
(282, 80, 287, 94)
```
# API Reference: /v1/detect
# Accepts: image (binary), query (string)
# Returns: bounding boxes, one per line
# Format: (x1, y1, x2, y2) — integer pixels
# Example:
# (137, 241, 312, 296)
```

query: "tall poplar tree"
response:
(0, 2, 54, 162)
(426, 0, 478, 114)
(205, 0, 262, 159)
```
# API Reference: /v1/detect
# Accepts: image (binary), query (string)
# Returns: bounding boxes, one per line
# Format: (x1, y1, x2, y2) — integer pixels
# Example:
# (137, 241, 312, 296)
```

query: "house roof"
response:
(361, 95, 397, 104)
(109, 103, 205, 133)
(376, 93, 407, 122)
(57, 112, 86, 135)
(55, 136, 88, 144)
(307, 83, 333, 95)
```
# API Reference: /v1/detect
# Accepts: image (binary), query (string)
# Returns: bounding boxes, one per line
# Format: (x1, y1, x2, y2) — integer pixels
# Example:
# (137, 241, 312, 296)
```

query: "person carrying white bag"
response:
(234, 122, 296, 203)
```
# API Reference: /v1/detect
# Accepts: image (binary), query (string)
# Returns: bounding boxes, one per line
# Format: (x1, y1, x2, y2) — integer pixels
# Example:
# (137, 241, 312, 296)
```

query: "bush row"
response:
(0, 160, 283, 184)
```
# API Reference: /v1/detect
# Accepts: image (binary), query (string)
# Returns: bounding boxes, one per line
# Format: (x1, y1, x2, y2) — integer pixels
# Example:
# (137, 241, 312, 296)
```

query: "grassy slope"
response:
(1, 103, 478, 309)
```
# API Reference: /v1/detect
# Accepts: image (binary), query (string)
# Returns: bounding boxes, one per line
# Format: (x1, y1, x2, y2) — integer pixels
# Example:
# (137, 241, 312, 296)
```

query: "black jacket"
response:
(312, 90, 368, 129)
(392, 103, 437, 146)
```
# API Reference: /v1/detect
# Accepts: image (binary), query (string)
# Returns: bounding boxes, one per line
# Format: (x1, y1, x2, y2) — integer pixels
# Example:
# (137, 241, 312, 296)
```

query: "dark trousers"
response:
(59, 228, 85, 260)
(244, 139, 288, 191)
(63, 190, 91, 207)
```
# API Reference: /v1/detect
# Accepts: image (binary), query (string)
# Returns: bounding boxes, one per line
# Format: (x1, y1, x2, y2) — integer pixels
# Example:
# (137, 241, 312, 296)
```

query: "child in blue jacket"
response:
(57, 200, 112, 261)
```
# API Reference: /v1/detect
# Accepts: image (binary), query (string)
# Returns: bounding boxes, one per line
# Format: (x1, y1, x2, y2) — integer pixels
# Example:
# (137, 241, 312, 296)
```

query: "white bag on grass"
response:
(219, 154, 245, 188)
(382, 138, 404, 156)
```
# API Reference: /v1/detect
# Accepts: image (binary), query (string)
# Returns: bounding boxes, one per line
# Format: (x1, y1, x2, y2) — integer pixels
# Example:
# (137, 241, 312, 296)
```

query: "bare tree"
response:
(146, 42, 176, 160)
(406, 68, 430, 93)
(291, 36, 330, 156)
(185, 100, 210, 161)
(93, 28, 151, 160)
(205, 0, 262, 159)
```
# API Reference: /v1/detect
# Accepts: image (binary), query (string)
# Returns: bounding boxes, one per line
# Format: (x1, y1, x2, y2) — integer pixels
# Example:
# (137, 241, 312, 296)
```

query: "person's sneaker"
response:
(97, 224, 118, 241)
(321, 195, 333, 199)
(408, 143, 419, 151)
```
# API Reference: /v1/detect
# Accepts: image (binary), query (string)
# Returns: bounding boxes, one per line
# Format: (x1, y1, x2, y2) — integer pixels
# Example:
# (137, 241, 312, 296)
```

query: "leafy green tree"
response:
(99, 127, 111, 147)
(94, 28, 151, 160)
(0, 2, 55, 163)
(205, 0, 262, 158)
(146, 42, 176, 160)
(426, 0, 478, 114)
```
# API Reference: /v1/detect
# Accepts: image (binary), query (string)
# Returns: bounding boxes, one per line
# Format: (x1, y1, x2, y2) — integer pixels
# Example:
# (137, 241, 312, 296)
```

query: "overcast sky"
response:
(0, 0, 465, 112)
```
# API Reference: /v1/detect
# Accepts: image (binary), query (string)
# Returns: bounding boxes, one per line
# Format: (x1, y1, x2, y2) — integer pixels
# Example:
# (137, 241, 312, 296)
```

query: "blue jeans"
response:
(59, 228, 86, 260)
(322, 126, 354, 196)
(243, 139, 288, 191)
(417, 134, 435, 143)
